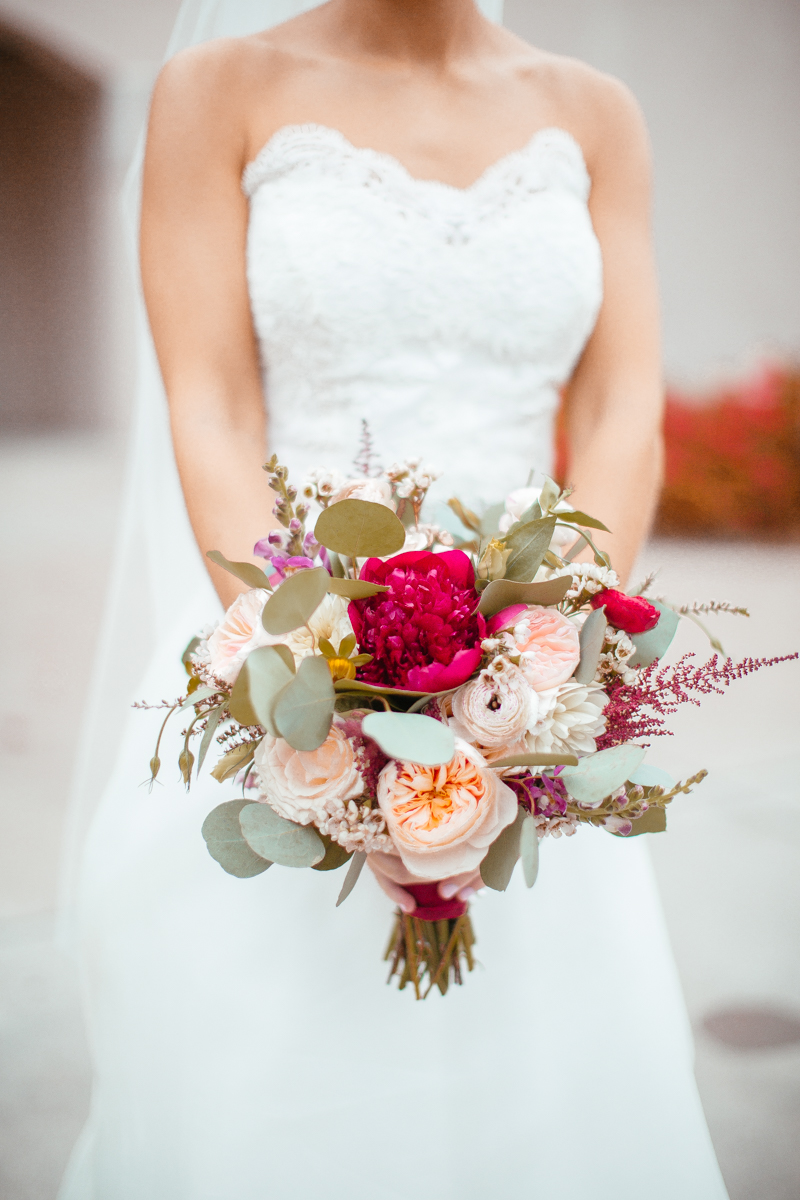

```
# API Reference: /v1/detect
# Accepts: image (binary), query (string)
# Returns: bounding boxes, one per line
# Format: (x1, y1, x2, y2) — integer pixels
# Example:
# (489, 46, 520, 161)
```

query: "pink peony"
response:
(591, 589, 660, 635)
(492, 604, 581, 691)
(349, 550, 485, 691)
(376, 738, 518, 878)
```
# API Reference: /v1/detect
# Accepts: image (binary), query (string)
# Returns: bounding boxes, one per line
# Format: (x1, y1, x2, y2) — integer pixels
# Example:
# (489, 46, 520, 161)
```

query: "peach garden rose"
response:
(376, 738, 517, 878)
(254, 723, 364, 827)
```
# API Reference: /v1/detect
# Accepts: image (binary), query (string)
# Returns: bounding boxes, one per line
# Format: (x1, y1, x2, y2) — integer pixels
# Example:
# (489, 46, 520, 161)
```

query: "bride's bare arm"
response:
(141, 45, 273, 609)
(562, 75, 664, 584)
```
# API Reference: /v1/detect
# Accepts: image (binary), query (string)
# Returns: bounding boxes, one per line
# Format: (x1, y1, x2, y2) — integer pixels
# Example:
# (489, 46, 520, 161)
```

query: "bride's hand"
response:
(367, 852, 482, 914)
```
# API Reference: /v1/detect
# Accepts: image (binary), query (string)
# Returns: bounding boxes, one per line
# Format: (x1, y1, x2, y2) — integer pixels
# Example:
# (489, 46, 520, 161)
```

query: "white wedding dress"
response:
(60, 124, 729, 1200)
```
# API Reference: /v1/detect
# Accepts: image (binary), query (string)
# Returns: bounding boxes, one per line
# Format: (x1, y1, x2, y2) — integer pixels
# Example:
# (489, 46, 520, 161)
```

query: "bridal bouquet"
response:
(142, 447, 794, 998)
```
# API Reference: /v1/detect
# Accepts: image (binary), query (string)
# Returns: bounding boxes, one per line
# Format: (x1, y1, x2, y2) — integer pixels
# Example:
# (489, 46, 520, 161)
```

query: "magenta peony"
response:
(348, 549, 485, 691)
(590, 589, 661, 635)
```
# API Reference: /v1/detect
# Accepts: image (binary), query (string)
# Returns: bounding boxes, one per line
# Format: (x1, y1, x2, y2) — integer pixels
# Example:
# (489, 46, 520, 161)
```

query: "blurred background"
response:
(0, 1, 798, 1197)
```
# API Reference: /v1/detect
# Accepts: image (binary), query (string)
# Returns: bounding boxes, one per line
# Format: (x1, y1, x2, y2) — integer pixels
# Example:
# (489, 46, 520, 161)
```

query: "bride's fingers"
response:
(438, 870, 483, 900)
(367, 863, 416, 913)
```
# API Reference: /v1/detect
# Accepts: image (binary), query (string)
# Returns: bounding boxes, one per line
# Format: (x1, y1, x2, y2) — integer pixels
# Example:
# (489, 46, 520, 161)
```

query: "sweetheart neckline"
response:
(243, 122, 590, 197)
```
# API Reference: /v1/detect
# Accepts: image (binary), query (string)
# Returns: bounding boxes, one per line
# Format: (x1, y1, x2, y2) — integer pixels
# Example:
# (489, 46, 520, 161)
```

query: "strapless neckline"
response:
(243, 122, 590, 198)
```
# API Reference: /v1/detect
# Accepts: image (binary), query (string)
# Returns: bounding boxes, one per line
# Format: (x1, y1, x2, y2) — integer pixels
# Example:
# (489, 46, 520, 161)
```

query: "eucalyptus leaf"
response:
(478, 575, 572, 617)
(179, 685, 218, 712)
(228, 664, 260, 727)
(480, 807, 526, 891)
(182, 636, 201, 670)
(518, 499, 543, 525)
(336, 850, 367, 906)
(239, 802, 324, 867)
(197, 704, 224, 773)
(333, 679, 430, 698)
(561, 744, 647, 807)
(361, 711, 455, 766)
(554, 510, 610, 532)
(574, 606, 607, 684)
(619, 806, 667, 837)
(326, 577, 390, 599)
(629, 601, 680, 668)
(502, 516, 557, 583)
(206, 550, 272, 591)
(210, 741, 255, 783)
(311, 833, 353, 872)
(261, 567, 330, 636)
(492, 753, 579, 769)
(273, 655, 335, 751)
(201, 799, 272, 877)
(314, 499, 406, 558)
(242, 644, 296, 736)
(538, 477, 561, 513)
(328, 551, 346, 579)
(629, 764, 675, 790)
(520, 813, 540, 888)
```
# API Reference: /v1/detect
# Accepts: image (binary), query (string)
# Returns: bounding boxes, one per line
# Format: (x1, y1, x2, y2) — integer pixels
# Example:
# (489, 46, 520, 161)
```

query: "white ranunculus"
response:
(525, 681, 607, 756)
(498, 487, 540, 533)
(451, 659, 535, 749)
(206, 589, 278, 684)
(285, 593, 355, 660)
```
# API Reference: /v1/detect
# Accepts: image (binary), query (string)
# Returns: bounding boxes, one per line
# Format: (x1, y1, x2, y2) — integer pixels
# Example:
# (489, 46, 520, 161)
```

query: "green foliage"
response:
(624, 806, 667, 836)
(361, 711, 455, 766)
(480, 807, 526, 891)
(261, 567, 330, 636)
(629, 764, 675, 790)
(501, 515, 557, 582)
(326, 577, 389, 599)
(561, 743, 647, 807)
(239, 802, 325, 867)
(311, 833, 353, 872)
(477, 575, 571, 617)
(273, 655, 335, 751)
(314, 498, 406, 558)
(206, 550, 272, 591)
(336, 850, 367, 906)
(629, 601, 680, 668)
(574, 606, 607, 684)
(520, 813, 540, 887)
(491, 753, 578, 769)
(201, 799, 273, 877)
(231, 645, 296, 736)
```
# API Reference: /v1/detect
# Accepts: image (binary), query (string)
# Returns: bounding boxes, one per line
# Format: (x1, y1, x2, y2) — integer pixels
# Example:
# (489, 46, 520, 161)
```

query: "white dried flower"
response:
(303, 467, 346, 505)
(525, 680, 607, 756)
(451, 658, 536, 749)
(402, 523, 455, 552)
(385, 459, 441, 500)
(532, 812, 580, 839)
(597, 627, 639, 686)
(549, 562, 620, 603)
(317, 799, 391, 854)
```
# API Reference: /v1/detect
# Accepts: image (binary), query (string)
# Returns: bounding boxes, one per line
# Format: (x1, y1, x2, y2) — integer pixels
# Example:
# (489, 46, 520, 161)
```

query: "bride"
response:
(59, 0, 729, 1196)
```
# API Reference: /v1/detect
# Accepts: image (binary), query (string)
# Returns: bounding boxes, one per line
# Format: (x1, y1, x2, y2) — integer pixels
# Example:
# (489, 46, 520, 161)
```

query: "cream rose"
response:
(206, 589, 277, 684)
(284, 593, 354, 661)
(330, 476, 394, 508)
(451, 658, 535, 749)
(376, 738, 517, 878)
(254, 723, 364, 827)
(500, 605, 581, 691)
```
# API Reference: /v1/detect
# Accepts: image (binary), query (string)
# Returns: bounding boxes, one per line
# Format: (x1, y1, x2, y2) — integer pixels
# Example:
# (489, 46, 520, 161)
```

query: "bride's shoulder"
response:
(511, 40, 651, 180)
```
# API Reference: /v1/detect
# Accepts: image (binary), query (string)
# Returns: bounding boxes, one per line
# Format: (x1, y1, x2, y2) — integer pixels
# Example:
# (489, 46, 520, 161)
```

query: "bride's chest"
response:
(244, 125, 603, 361)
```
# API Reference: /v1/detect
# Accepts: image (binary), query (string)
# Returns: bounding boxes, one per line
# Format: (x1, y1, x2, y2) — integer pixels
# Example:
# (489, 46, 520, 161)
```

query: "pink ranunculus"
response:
(590, 589, 660, 635)
(376, 738, 518, 878)
(206, 589, 277, 684)
(348, 550, 485, 691)
(493, 604, 581, 691)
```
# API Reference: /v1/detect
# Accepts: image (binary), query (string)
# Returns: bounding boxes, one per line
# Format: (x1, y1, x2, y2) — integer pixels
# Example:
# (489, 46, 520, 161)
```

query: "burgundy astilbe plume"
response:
(599, 651, 799, 749)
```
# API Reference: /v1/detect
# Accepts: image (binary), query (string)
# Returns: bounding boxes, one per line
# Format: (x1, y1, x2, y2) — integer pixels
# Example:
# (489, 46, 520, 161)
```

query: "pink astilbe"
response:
(599, 651, 798, 749)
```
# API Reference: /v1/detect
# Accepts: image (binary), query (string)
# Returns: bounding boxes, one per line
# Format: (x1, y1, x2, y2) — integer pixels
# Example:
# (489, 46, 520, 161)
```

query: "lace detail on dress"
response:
(242, 123, 591, 239)
(243, 122, 603, 504)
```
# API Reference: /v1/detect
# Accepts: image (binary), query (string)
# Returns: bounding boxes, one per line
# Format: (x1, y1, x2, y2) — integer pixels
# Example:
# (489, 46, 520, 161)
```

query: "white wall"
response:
(505, 0, 800, 386)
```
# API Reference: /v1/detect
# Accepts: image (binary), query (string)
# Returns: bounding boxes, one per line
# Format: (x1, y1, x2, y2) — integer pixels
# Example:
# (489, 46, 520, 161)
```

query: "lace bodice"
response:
(244, 123, 603, 502)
